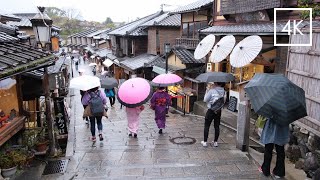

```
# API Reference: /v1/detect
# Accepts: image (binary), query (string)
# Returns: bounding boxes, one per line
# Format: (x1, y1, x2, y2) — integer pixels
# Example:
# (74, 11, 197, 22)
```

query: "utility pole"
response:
(43, 67, 57, 156)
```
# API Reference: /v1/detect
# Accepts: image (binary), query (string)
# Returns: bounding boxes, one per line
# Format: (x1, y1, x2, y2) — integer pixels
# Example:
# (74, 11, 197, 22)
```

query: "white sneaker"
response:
(201, 141, 207, 147)
(213, 141, 218, 147)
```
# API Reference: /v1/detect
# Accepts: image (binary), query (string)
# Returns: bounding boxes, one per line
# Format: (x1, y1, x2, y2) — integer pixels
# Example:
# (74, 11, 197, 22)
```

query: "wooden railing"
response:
(175, 38, 200, 50)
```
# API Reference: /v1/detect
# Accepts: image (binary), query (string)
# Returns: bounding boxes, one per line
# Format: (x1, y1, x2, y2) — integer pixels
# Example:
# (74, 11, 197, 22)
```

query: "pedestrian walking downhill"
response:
(202, 82, 225, 147)
(259, 117, 289, 178)
(105, 88, 115, 107)
(126, 105, 145, 138)
(81, 87, 107, 142)
(150, 87, 171, 134)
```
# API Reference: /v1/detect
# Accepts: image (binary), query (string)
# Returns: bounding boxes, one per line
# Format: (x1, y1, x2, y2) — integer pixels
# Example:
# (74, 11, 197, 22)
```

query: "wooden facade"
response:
(175, 8, 212, 49)
(286, 28, 320, 136)
(147, 27, 180, 55)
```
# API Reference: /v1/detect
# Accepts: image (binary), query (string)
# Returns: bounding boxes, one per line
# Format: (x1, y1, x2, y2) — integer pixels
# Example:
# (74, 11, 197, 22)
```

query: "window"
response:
(182, 21, 207, 38)
(182, 23, 188, 37)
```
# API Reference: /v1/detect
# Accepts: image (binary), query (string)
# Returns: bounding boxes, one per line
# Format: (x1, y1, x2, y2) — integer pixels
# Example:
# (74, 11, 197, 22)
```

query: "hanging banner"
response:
(53, 97, 68, 135)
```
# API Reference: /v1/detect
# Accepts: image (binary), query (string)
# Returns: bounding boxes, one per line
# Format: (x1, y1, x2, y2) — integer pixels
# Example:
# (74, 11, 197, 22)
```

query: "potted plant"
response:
(0, 150, 26, 178)
(34, 128, 48, 152)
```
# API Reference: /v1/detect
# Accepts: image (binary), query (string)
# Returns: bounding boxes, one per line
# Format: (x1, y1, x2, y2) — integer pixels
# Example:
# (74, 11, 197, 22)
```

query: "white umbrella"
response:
(194, 34, 215, 60)
(89, 63, 97, 67)
(230, 35, 263, 68)
(69, 75, 101, 91)
(210, 35, 236, 63)
(0, 78, 16, 90)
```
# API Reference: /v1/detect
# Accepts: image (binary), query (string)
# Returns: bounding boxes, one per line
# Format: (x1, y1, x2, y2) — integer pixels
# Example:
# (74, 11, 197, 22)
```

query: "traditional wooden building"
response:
(198, 0, 301, 111)
(107, 11, 165, 79)
(0, 32, 56, 146)
(286, 21, 320, 136)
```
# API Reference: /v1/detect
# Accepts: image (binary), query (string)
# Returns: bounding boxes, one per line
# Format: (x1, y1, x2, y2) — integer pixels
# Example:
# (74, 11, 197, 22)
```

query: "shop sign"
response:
(53, 97, 68, 135)
(49, 72, 66, 90)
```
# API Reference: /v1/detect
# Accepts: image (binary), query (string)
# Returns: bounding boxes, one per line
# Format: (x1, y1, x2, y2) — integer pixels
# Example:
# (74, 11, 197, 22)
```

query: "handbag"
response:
(83, 105, 108, 118)
(256, 115, 267, 128)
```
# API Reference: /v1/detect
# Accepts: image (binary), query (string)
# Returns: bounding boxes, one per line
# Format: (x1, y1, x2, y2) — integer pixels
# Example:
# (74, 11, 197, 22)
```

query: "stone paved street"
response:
(44, 63, 264, 180)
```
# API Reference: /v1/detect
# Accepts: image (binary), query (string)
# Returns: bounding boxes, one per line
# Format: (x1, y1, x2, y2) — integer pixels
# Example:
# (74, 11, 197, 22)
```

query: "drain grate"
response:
(42, 159, 68, 175)
(170, 136, 196, 145)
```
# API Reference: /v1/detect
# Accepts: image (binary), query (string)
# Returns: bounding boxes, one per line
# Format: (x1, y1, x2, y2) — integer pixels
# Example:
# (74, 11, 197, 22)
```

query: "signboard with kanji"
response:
(54, 97, 68, 135)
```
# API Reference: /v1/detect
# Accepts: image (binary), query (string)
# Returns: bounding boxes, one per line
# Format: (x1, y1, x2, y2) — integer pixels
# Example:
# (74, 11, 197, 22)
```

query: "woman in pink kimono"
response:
(126, 105, 145, 138)
(150, 87, 171, 134)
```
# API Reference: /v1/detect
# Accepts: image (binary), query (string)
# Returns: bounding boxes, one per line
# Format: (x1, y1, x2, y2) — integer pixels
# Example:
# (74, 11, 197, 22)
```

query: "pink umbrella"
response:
(117, 78, 153, 108)
(151, 73, 183, 87)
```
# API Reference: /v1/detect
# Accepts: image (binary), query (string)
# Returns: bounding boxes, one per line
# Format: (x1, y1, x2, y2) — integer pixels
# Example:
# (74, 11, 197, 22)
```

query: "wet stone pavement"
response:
(44, 64, 262, 180)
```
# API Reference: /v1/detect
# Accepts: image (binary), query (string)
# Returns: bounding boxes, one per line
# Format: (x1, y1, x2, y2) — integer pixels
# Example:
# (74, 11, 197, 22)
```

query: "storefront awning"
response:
(103, 58, 114, 67)
(152, 66, 172, 74)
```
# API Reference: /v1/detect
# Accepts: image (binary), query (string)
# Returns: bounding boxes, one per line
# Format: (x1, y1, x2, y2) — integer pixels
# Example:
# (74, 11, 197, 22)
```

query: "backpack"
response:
(89, 91, 104, 116)
(210, 89, 225, 112)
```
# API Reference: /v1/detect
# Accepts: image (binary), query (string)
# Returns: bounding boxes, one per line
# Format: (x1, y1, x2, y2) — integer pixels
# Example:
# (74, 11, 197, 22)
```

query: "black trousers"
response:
(204, 109, 221, 142)
(109, 97, 115, 106)
(262, 143, 285, 177)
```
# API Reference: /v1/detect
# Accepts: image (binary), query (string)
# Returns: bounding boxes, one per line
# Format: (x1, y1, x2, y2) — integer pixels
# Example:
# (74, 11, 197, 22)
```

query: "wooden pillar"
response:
(15, 75, 24, 116)
(236, 100, 251, 152)
(43, 67, 57, 156)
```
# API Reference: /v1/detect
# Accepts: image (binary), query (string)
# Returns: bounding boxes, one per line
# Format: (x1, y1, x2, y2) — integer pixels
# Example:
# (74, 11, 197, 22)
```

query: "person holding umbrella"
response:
(82, 87, 107, 142)
(259, 117, 289, 178)
(105, 88, 115, 107)
(117, 78, 153, 136)
(150, 87, 171, 134)
(244, 73, 308, 178)
(201, 82, 225, 147)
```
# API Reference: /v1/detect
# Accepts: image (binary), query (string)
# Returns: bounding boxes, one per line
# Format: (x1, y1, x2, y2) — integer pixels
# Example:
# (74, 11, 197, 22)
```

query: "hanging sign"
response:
(53, 97, 68, 135)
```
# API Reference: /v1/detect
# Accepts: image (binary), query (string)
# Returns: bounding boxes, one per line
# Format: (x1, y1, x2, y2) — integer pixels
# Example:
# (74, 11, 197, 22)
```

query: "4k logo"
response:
(274, 8, 313, 46)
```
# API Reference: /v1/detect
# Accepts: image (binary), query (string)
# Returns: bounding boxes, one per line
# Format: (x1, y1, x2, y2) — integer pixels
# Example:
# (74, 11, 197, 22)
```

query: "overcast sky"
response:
(0, 0, 197, 22)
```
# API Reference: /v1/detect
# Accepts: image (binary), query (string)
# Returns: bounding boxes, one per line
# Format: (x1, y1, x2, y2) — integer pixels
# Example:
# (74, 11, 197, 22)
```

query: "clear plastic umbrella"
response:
(194, 34, 215, 60)
(210, 35, 236, 63)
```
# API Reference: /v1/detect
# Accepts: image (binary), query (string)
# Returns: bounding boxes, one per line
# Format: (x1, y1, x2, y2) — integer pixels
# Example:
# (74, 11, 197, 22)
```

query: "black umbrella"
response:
(244, 73, 307, 126)
(100, 77, 118, 89)
(195, 72, 235, 83)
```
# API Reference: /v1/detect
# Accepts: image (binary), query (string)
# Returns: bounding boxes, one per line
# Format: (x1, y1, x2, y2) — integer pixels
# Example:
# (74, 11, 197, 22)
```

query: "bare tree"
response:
(62, 8, 83, 20)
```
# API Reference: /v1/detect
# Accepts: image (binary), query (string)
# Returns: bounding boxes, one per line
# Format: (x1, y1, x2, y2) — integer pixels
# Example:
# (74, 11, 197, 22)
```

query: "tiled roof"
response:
(108, 12, 163, 36)
(200, 21, 317, 35)
(0, 32, 18, 42)
(7, 17, 33, 27)
(87, 29, 111, 38)
(0, 23, 17, 35)
(144, 56, 165, 67)
(74, 29, 97, 37)
(120, 54, 160, 71)
(95, 48, 111, 57)
(220, 0, 280, 15)
(68, 29, 96, 38)
(170, 0, 213, 14)
(7, 13, 36, 27)
(0, 14, 21, 22)
(172, 46, 204, 64)
(141, 13, 180, 27)
(0, 42, 55, 80)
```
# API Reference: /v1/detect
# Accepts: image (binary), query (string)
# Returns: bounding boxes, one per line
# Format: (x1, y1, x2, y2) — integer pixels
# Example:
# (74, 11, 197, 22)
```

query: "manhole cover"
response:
(42, 160, 68, 175)
(169, 137, 196, 145)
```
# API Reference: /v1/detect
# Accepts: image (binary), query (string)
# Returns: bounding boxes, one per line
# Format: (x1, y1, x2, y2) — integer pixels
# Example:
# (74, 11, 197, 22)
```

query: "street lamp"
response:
(30, 6, 53, 49)
(164, 43, 171, 73)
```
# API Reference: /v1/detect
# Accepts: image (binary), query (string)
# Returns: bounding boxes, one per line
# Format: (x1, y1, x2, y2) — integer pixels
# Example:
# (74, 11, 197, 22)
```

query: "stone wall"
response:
(286, 124, 320, 179)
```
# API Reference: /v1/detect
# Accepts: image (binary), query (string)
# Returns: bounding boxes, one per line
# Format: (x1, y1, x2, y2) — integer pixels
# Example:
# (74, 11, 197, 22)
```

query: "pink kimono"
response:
(126, 105, 144, 134)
